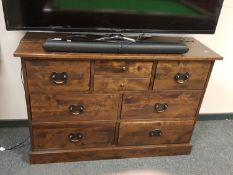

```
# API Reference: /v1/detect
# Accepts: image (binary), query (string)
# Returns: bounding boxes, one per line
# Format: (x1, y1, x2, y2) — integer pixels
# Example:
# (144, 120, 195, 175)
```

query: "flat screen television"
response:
(2, 0, 224, 34)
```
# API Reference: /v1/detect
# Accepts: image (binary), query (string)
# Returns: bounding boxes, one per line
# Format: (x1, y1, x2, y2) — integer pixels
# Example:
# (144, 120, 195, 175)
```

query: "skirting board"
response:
(0, 113, 232, 128)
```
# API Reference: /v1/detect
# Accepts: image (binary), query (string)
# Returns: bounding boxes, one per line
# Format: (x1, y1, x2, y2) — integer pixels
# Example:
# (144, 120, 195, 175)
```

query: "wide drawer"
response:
(118, 120, 194, 146)
(32, 122, 116, 150)
(94, 78, 150, 92)
(26, 60, 90, 93)
(94, 61, 153, 78)
(30, 93, 120, 122)
(154, 61, 211, 90)
(122, 91, 202, 119)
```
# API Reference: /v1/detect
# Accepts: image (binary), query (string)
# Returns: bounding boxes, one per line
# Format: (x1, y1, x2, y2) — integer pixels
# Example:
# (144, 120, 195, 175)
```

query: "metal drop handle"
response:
(68, 133, 84, 143)
(174, 72, 190, 84)
(69, 105, 85, 115)
(149, 129, 162, 137)
(155, 103, 168, 113)
(50, 72, 68, 84)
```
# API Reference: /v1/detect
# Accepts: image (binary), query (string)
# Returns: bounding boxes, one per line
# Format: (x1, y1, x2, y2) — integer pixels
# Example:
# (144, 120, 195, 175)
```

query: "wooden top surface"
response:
(14, 32, 223, 61)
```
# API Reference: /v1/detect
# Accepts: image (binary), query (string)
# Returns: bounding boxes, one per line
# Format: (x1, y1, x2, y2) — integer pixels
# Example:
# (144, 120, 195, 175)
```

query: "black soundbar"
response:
(43, 39, 189, 54)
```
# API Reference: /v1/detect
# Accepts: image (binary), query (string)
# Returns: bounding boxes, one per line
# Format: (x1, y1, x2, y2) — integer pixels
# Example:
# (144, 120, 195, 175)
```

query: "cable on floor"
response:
(0, 136, 30, 151)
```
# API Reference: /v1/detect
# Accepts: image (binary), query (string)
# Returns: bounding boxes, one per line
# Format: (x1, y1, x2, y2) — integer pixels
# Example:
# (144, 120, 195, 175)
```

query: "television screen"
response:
(2, 0, 224, 34)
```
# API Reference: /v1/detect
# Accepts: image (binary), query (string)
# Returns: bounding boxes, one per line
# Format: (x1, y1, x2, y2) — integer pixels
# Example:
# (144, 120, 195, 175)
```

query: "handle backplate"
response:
(69, 105, 85, 115)
(174, 72, 190, 84)
(68, 133, 84, 143)
(50, 72, 68, 84)
(155, 103, 168, 113)
(149, 129, 162, 137)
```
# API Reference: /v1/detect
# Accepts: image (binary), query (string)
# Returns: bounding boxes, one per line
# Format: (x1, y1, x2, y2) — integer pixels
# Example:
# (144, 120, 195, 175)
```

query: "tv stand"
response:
(14, 32, 222, 164)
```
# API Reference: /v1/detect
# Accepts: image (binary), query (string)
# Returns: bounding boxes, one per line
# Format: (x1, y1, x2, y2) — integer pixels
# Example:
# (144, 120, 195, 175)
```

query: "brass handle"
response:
(50, 72, 68, 84)
(174, 72, 190, 84)
(155, 103, 168, 113)
(69, 105, 85, 115)
(68, 133, 84, 143)
(120, 83, 125, 88)
(149, 129, 162, 137)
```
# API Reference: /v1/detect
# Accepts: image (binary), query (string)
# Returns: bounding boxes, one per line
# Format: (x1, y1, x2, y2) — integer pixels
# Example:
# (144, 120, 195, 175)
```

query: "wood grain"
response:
(122, 91, 202, 119)
(30, 143, 192, 164)
(15, 33, 223, 61)
(154, 61, 212, 90)
(32, 122, 116, 150)
(94, 77, 150, 92)
(149, 61, 158, 90)
(21, 59, 35, 147)
(30, 93, 120, 122)
(94, 61, 153, 78)
(25, 60, 90, 93)
(118, 120, 194, 146)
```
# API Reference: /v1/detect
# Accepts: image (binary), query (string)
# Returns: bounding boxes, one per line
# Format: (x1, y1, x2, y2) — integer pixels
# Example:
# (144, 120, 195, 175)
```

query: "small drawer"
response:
(94, 78, 150, 92)
(154, 61, 212, 90)
(26, 60, 90, 93)
(122, 91, 202, 119)
(118, 120, 194, 146)
(30, 93, 120, 122)
(95, 61, 153, 78)
(32, 122, 115, 150)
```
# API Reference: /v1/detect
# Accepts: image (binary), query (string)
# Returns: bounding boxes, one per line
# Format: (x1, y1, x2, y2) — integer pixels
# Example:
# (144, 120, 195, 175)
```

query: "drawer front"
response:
(30, 93, 120, 122)
(32, 122, 115, 150)
(118, 120, 194, 146)
(94, 78, 150, 92)
(95, 61, 153, 78)
(154, 61, 211, 90)
(26, 60, 90, 93)
(122, 91, 202, 119)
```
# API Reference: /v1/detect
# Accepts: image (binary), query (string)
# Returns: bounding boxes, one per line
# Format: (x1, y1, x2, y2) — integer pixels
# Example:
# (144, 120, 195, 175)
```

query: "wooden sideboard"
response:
(14, 33, 222, 164)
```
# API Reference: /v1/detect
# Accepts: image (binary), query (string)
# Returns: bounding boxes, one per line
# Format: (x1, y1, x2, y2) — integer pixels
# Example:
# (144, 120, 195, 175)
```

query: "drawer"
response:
(32, 122, 115, 150)
(122, 91, 202, 119)
(26, 60, 90, 93)
(30, 93, 120, 122)
(154, 61, 212, 90)
(118, 120, 194, 146)
(94, 61, 153, 78)
(94, 78, 150, 92)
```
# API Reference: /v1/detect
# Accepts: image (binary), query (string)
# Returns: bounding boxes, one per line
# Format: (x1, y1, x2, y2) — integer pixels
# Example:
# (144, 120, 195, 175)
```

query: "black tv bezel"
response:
(4, 26, 216, 34)
(2, 0, 221, 35)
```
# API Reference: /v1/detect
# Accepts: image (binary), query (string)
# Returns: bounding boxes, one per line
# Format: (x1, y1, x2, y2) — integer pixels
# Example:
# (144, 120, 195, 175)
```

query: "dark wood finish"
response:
(149, 61, 158, 90)
(21, 60, 34, 147)
(25, 60, 90, 93)
(30, 144, 192, 164)
(94, 61, 153, 78)
(94, 78, 150, 92)
(90, 61, 95, 92)
(14, 33, 222, 164)
(190, 62, 215, 142)
(118, 120, 194, 146)
(15, 33, 223, 61)
(114, 94, 124, 144)
(30, 93, 120, 122)
(154, 61, 211, 90)
(122, 91, 202, 119)
(32, 122, 116, 150)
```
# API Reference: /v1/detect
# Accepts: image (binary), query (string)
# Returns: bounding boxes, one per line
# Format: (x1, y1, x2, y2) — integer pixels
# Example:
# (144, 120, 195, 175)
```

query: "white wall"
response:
(0, 1, 26, 119)
(0, 1, 232, 120)
(195, 0, 233, 113)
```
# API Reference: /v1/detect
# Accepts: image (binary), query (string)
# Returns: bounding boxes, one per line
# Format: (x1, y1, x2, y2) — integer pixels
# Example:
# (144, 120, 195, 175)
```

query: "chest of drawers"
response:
(15, 33, 222, 164)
